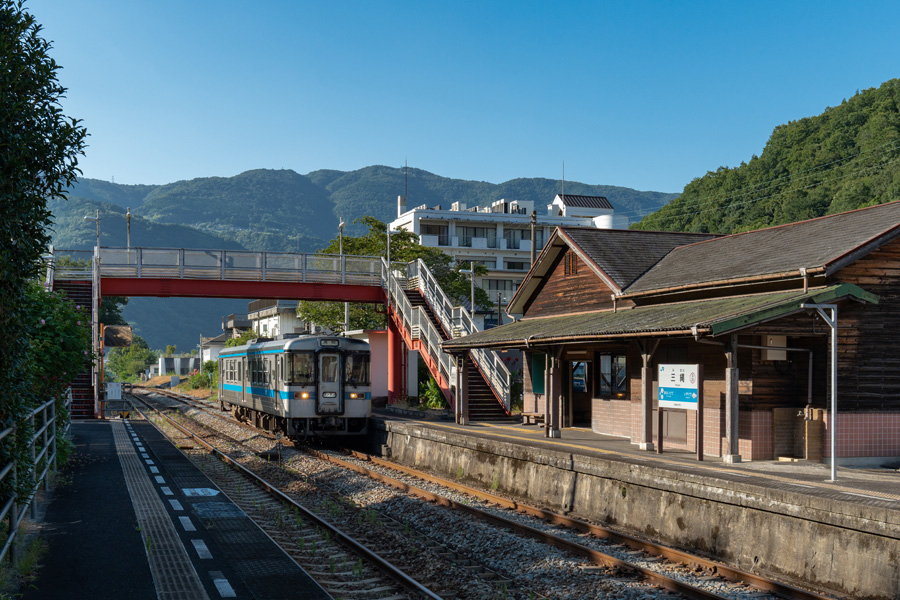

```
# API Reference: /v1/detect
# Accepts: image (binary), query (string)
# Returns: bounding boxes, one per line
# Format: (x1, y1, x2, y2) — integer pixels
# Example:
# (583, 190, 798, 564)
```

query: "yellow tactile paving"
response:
(112, 422, 211, 600)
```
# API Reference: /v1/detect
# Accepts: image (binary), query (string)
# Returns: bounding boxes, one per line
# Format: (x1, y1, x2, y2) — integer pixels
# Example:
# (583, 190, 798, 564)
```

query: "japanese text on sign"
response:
(658, 364, 700, 410)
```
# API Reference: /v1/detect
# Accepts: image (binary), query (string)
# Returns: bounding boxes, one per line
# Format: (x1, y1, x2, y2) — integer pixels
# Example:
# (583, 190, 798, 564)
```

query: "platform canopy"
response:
(442, 283, 877, 351)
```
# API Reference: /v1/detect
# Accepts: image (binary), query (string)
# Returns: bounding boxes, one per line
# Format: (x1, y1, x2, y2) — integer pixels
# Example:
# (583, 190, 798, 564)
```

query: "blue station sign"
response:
(658, 364, 700, 410)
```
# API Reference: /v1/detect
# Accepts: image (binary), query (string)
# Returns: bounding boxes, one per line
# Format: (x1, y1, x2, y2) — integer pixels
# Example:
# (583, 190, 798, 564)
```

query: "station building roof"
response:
(624, 200, 900, 296)
(443, 284, 877, 351)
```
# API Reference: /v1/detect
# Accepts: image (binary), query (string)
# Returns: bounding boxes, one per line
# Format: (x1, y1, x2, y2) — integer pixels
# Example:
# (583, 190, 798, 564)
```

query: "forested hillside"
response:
(54, 167, 677, 253)
(634, 78, 900, 233)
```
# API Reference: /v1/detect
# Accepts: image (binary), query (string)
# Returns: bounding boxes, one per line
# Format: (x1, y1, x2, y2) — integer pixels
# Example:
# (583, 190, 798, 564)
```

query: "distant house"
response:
(445, 202, 900, 464)
(200, 332, 230, 363)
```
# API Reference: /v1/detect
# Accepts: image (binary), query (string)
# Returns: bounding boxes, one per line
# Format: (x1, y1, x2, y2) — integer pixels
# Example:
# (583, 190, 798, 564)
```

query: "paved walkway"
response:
(22, 420, 329, 600)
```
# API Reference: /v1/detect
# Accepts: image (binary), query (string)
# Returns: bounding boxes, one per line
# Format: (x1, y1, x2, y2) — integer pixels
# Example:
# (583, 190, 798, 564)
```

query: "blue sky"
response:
(37, 1, 900, 193)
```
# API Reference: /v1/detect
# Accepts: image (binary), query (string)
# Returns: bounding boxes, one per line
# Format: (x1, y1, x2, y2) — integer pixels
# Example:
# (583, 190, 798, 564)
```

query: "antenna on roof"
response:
(562, 161, 565, 200)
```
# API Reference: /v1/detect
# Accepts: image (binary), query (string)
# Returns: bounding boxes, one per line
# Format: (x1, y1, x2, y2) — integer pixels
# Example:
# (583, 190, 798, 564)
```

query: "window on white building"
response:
(458, 226, 497, 248)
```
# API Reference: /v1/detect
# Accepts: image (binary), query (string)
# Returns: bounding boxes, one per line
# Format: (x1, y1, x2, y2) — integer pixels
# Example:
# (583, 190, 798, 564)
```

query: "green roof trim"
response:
(708, 283, 878, 335)
(442, 284, 878, 351)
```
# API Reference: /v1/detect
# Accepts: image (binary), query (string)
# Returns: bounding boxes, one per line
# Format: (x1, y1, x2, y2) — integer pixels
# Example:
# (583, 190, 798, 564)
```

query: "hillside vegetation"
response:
(634, 78, 900, 234)
(54, 167, 677, 253)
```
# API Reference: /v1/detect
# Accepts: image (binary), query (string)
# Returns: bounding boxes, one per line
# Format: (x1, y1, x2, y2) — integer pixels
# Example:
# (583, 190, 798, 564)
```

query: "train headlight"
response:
(298, 392, 309, 400)
(349, 393, 358, 399)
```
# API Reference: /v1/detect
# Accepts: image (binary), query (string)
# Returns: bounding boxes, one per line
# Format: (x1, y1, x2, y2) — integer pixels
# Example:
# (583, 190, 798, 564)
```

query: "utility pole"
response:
(339, 218, 349, 334)
(530, 210, 537, 265)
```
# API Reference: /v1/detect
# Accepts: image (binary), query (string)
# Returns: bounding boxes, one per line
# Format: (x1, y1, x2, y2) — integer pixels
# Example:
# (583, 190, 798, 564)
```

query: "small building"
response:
(199, 332, 230, 363)
(444, 202, 900, 465)
(390, 194, 627, 328)
(247, 299, 310, 337)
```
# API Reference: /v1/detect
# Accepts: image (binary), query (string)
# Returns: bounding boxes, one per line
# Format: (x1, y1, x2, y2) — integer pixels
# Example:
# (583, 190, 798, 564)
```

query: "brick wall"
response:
(824, 412, 900, 458)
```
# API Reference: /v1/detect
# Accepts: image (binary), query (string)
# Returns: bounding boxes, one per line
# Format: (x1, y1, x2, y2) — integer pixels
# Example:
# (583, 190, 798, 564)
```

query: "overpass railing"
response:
(380, 259, 455, 400)
(407, 259, 511, 412)
(47, 247, 384, 286)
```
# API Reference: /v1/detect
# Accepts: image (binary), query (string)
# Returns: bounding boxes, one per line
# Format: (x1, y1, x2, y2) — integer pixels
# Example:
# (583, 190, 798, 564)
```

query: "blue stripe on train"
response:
(224, 384, 297, 400)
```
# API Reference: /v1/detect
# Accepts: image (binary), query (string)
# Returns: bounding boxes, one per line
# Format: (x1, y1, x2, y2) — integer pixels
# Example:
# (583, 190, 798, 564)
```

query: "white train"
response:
(218, 334, 371, 438)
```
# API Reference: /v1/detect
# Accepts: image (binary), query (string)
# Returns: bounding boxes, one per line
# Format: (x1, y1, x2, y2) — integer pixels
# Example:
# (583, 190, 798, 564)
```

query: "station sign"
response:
(658, 364, 700, 410)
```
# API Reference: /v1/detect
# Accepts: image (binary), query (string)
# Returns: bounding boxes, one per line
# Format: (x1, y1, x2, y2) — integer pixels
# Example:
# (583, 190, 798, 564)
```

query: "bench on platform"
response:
(521, 412, 544, 425)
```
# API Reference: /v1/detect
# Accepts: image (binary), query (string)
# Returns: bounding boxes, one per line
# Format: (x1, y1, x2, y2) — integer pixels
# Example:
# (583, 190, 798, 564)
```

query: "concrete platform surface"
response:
(374, 408, 900, 509)
(22, 420, 330, 600)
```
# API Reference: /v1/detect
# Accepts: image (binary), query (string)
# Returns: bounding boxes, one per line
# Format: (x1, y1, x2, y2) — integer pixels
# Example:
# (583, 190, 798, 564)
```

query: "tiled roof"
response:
(626, 201, 900, 295)
(561, 227, 719, 290)
(444, 284, 877, 350)
(557, 194, 614, 209)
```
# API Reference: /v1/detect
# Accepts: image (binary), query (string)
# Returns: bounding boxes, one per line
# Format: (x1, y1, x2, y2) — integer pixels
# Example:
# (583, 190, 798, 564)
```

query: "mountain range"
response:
(51, 168, 677, 350)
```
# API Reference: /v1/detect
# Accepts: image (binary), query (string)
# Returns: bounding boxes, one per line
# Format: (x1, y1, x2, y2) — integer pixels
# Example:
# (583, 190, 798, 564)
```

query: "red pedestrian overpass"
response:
(48, 247, 511, 422)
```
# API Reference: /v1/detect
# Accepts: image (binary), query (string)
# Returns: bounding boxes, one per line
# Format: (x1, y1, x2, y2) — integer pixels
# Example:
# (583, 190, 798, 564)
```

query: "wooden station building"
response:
(443, 201, 900, 464)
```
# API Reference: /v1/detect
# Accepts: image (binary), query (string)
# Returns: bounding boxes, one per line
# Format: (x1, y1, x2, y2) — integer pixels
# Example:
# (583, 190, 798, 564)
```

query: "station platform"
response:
(373, 407, 900, 508)
(23, 420, 329, 600)
(371, 408, 900, 599)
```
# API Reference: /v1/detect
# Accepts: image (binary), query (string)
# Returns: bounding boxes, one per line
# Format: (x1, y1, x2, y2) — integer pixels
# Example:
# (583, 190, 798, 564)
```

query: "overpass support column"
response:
(387, 317, 405, 403)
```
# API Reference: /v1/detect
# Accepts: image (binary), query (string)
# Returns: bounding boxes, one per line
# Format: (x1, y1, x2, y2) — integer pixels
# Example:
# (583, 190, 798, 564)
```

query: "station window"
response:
(563, 251, 578, 276)
(594, 352, 627, 398)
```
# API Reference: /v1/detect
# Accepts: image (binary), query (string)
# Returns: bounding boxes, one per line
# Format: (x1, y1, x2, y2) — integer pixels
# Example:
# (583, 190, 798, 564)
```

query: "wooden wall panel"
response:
(834, 237, 900, 411)
(526, 252, 615, 317)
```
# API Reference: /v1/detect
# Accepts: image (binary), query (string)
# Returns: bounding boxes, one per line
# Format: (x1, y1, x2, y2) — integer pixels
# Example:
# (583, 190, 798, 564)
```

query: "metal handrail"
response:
(1, 395, 64, 567)
(408, 260, 511, 412)
(380, 260, 456, 403)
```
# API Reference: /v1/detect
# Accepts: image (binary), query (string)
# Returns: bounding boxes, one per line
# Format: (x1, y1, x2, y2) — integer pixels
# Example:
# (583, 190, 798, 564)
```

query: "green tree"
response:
(297, 217, 493, 332)
(165, 344, 176, 356)
(106, 335, 157, 382)
(0, 0, 88, 497)
(633, 79, 900, 234)
(225, 329, 258, 347)
(100, 296, 129, 326)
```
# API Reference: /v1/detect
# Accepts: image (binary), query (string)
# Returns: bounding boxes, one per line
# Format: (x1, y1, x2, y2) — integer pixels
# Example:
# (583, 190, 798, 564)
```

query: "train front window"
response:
(345, 352, 370, 385)
(290, 353, 315, 385)
(320, 355, 339, 383)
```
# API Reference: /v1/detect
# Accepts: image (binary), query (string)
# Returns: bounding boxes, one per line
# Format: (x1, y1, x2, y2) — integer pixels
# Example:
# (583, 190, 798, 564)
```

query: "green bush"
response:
(418, 377, 447, 410)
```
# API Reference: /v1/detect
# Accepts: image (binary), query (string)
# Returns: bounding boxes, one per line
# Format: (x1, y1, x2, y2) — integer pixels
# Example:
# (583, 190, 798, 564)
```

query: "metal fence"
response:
(0, 393, 69, 566)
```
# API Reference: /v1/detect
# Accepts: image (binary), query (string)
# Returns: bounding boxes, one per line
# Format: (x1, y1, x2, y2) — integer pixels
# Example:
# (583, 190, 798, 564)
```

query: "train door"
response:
(241, 356, 247, 404)
(317, 352, 343, 414)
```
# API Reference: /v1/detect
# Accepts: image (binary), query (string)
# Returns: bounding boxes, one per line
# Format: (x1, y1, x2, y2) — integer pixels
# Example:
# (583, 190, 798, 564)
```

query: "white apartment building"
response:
(390, 194, 628, 327)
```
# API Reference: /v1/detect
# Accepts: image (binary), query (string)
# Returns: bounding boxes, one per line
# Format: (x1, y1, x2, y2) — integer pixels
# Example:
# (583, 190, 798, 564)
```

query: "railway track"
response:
(132, 386, 836, 600)
(130, 391, 447, 600)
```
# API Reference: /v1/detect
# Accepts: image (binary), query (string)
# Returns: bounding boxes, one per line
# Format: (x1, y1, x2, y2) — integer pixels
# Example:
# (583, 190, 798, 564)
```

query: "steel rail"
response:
(129, 394, 444, 600)
(313, 449, 835, 600)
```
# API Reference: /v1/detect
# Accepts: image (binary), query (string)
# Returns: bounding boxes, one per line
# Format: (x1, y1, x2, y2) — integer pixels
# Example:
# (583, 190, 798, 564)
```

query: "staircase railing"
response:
(380, 260, 455, 401)
(408, 259, 511, 413)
